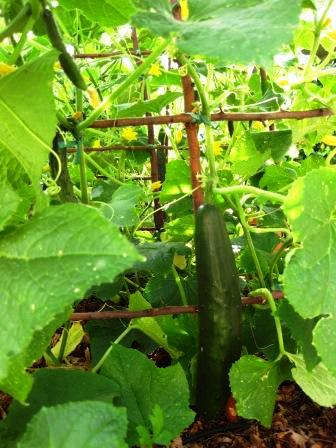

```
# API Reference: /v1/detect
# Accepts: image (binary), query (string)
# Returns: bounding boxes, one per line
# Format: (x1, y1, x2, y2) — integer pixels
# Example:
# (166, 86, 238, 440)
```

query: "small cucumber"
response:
(195, 203, 242, 419)
(0, 4, 32, 43)
(42, 9, 87, 91)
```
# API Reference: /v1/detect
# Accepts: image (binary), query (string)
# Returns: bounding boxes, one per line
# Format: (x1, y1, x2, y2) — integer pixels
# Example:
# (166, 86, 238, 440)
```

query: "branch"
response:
(67, 144, 172, 153)
(89, 108, 333, 129)
(74, 50, 151, 59)
(70, 292, 284, 321)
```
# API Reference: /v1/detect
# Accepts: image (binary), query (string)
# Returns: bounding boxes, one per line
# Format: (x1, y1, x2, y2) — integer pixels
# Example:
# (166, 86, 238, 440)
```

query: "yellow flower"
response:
(87, 86, 100, 108)
(213, 140, 223, 157)
(322, 135, 336, 146)
(277, 77, 289, 87)
(72, 111, 83, 121)
(174, 128, 183, 144)
(180, 0, 189, 21)
(148, 63, 162, 77)
(327, 30, 336, 40)
(92, 139, 101, 148)
(252, 121, 265, 131)
(121, 127, 137, 142)
(151, 180, 162, 191)
(0, 62, 15, 76)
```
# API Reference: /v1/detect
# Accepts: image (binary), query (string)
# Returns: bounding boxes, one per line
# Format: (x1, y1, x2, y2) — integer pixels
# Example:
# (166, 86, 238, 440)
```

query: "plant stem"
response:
(214, 185, 285, 203)
(8, 15, 34, 65)
(268, 237, 293, 286)
(304, 0, 334, 77)
(172, 265, 188, 306)
(91, 325, 132, 373)
(76, 89, 89, 204)
(235, 197, 266, 288)
(250, 288, 286, 356)
(77, 38, 169, 131)
(45, 346, 60, 365)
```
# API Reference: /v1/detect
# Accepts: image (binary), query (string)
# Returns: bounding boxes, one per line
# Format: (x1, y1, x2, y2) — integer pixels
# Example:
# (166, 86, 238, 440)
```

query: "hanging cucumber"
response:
(42, 8, 87, 91)
(195, 203, 242, 420)
(0, 4, 32, 43)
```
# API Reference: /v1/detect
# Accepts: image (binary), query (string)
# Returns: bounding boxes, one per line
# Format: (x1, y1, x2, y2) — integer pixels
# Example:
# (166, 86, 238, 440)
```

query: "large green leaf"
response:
(250, 129, 292, 161)
(289, 354, 336, 407)
(313, 317, 336, 376)
(16, 401, 128, 448)
(132, 0, 302, 65)
(229, 355, 290, 427)
(0, 203, 142, 401)
(101, 344, 195, 446)
(283, 168, 336, 317)
(0, 369, 120, 446)
(108, 183, 144, 227)
(0, 51, 57, 189)
(58, 0, 135, 26)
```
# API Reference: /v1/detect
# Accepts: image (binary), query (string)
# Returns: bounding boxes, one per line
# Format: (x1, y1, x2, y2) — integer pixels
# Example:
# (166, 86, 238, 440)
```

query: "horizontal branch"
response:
(74, 50, 151, 59)
(70, 291, 283, 321)
(89, 108, 333, 128)
(67, 144, 172, 154)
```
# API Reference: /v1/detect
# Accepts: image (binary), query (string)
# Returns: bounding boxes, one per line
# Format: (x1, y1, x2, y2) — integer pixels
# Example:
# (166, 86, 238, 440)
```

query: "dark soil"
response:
(177, 383, 336, 447)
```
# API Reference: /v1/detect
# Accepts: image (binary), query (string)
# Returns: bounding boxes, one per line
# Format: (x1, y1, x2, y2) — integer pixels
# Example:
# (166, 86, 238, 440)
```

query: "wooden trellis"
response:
(62, 8, 334, 322)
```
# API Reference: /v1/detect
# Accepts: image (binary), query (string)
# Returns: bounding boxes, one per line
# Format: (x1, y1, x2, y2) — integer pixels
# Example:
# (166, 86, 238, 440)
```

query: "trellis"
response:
(61, 9, 334, 323)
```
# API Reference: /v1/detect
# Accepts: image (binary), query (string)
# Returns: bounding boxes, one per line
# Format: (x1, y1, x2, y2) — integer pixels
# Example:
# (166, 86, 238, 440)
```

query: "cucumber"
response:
(42, 9, 87, 91)
(0, 4, 32, 43)
(195, 203, 242, 419)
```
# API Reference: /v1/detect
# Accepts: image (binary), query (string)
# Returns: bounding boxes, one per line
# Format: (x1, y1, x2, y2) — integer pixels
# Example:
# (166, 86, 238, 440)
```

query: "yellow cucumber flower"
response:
(121, 127, 137, 142)
(180, 0, 189, 21)
(174, 128, 183, 144)
(151, 181, 162, 191)
(322, 135, 336, 146)
(87, 86, 100, 108)
(213, 140, 223, 157)
(0, 62, 15, 76)
(148, 64, 162, 77)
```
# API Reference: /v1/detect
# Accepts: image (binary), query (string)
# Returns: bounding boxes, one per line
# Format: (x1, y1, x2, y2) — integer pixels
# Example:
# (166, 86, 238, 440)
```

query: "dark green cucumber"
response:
(195, 203, 242, 420)
(0, 4, 32, 43)
(42, 9, 87, 90)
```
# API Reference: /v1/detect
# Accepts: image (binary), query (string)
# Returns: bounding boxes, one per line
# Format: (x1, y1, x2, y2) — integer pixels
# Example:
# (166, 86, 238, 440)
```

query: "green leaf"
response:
(277, 300, 320, 369)
(259, 164, 297, 191)
(58, 0, 135, 26)
(0, 203, 142, 401)
(165, 214, 195, 242)
(284, 168, 336, 317)
(313, 317, 336, 376)
(0, 368, 120, 445)
(230, 355, 290, 427)
(230, 131, 270, 178)
(107, 183, 144, 227)
(289, 354, 336, 407)
(0, 182, 21, 231)
(250, 129, 292, 161)
(132, 0, 302, 66)
(111, 92, 182, 118)
(134, 241, 191, 274)
(101, 344, 195, 446)
(160, 160, 192, 203)
(129, 292, 182, 358)
(0, 51, 57, 190)
(16, 401, 128, 448)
